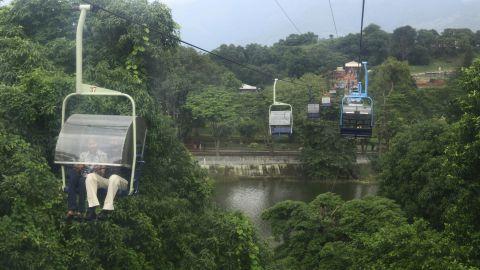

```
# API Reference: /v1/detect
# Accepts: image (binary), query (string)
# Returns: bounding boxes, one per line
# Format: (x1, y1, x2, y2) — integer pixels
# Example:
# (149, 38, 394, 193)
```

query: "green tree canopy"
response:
(378, 120, 451, 227)
(391, 25, 417, 61)
(370, 57, 427, 152)
(299, 120, 356, 180)
(263, 193, 465, 269)
(0, 1, 270, 268)
(186, 86, 238, 153)
(362, 24, 390, 65)
(378, 58, 480, 265)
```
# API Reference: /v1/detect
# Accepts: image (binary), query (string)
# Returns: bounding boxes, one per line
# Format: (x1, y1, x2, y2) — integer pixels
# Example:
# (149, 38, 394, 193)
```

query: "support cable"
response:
(328, 0, 339, 38)
(358, 0, 366, 62)
(82, 0, 312, 88)
(273, 0, 302, 35)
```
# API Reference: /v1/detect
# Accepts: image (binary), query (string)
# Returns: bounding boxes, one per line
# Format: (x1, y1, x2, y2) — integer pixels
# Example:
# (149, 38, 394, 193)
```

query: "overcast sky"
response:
(161, 0, 480, 50)
(1, 0, 479, 50)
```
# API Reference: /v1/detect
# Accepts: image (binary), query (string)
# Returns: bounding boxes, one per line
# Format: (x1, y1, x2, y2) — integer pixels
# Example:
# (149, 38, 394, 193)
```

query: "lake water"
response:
(213, 178, 378, 241)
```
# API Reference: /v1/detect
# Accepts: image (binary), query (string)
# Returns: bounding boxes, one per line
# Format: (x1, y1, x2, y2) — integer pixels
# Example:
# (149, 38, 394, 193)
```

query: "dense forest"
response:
(211, 25, 479, 85)
(0, 0, 480, 269)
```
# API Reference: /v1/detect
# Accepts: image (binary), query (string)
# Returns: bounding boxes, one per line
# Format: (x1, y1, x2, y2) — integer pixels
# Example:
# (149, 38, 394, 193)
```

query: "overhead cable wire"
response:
(273, 0, 302, 35)
(328, 0, 339, 37)
(270, 0, 315, 89)
(82, 0, 311, 88)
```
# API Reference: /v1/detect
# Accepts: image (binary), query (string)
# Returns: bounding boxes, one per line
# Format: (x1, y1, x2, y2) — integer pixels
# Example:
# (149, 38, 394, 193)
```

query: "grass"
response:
(409, 57, 462, 74)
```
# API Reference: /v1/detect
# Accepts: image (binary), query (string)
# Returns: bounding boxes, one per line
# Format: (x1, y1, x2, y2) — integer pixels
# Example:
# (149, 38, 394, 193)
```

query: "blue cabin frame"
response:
(339, 61, 374, 138)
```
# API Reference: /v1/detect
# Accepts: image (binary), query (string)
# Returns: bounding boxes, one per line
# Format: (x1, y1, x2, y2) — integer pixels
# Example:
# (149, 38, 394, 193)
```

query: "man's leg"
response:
(103, 174, 128, 210)
(67, 168, 81, 211)
(85, 173, 109, 208)
(77, 176, 86, 213)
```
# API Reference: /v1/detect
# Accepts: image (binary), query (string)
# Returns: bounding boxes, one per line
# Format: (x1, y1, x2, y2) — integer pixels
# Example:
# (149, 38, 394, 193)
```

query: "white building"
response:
(239, 84, 258, 92)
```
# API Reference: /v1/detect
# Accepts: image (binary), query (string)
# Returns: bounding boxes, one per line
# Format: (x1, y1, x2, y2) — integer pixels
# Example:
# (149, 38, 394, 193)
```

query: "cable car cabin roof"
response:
(269, 110, 292, 126)
(307, 104, 320, 113)
(54, 114, 147, 167)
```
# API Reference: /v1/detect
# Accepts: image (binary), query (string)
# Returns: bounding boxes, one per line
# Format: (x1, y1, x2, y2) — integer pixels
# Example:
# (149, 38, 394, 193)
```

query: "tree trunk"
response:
(380, 81, 394, 154)
(379, 88, 386, 155)
(385, 81, 394, 151)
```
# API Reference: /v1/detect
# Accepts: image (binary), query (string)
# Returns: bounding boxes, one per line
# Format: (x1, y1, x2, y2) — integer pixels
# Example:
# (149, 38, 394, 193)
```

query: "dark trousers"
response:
(67, 168, 86, 212)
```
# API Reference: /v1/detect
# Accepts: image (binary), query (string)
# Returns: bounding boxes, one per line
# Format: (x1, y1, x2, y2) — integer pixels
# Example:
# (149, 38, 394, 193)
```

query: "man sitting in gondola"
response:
(65, 164, 87, 220)
(84, 138, 129, 221)
(66, 138, 107, 220)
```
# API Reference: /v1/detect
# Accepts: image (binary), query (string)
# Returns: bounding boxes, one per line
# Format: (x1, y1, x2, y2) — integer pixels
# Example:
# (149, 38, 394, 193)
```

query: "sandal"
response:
(85, 207, 97, 221)
(65, 210, 75, 221)
(97, 210, 112, 221)
(73, 211, 84, 221)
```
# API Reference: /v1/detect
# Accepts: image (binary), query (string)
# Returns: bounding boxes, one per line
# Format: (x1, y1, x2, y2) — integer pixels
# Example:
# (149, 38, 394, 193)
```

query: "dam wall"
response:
(195, 155, 302, 178)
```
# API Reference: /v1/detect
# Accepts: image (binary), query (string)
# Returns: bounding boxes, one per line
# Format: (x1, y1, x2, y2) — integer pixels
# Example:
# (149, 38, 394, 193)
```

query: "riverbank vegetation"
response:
(261, 48, 480, 270)
(1, 0, 480, 268)
(263, 193, 465, 269)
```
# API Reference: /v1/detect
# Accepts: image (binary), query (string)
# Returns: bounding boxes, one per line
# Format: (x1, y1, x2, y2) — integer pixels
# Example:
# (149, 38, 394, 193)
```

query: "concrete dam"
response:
(191, 149, 371, 178)
(195, 152, 302, 178)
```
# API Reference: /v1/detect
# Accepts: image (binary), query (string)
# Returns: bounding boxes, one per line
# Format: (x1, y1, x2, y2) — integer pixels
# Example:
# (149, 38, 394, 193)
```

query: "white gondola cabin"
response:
(321, 96, 331, 107)
(307, 103, 320, 119)
(269, 79, 293, 136)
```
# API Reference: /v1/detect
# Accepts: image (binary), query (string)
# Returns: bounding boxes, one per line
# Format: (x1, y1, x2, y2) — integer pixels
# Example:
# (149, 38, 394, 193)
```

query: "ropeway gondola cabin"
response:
(339, 61, 374, 138)
(269, 79, 293, 136)
(54, 4, 147, 196)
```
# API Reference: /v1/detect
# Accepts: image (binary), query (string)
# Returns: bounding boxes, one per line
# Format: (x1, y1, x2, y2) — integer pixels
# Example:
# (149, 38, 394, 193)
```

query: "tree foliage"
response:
(0, 1, 269, 269)
(378, 58, 480, 265)
(263, 193, 466, 269)
(299, 120, 356, 180)
(392, 25, 417, 61)
(3, 0, 480, 268)
(378, 120, 451, 226)
(370, 58, 431, 152)
(186, 86, 238, 153)
(362, 24, 390, 65)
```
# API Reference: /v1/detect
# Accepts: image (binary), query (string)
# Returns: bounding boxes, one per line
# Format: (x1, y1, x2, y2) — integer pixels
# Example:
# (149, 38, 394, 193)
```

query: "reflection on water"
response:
(213, 178, 378, 240)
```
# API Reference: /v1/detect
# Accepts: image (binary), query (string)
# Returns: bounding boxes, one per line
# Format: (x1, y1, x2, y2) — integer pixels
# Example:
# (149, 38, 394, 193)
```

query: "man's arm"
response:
(99, 151, 108, 163)
(94, 151, 108, 176)
(76, 152, 88, 171)
(74, 164, 85, 172)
